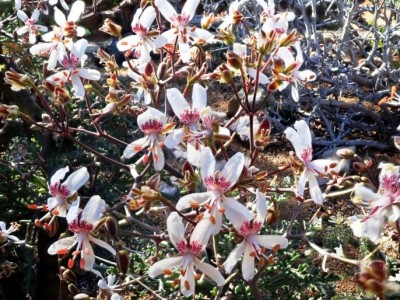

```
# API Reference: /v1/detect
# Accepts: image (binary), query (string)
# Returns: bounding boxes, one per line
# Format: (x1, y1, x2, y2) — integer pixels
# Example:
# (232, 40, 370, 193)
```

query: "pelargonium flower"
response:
(256, 0, 295, 35)
(148, 212, 224, 297)
(350, 163, 400, 242)
(34, 166, 89, 227)
(48, 195, 116, 271)
(47, 39, 101, 98)
(176, 147, 253, 234)
(16, 9, 48, 44)
(117, 6, 165, 67)
(285, 120, 341, 204)
(269, 41, 316, 102)
(0, 222, 21, 244)
(53, 0, 86, 38)
(123, 107, 177, 171)
(218, 0, 245, 30)
(98, 274, 123, 299)
(30, 26, 66, 70)
(223, 190, 288, 280)
(154, 0, 214, 63)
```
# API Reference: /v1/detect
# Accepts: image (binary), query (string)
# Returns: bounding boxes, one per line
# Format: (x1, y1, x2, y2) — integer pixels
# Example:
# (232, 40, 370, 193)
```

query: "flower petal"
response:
(48, 236, 77, 255)
(192, 83, 207, 111)
(223, 241, 246, 274)
(180, 263, 195, 297)
(176, 192, 212, 211)
(167, 212, 185, 249)
(166, 88, 190, 119)
(242, 243, 255, 281)
(255, 235, 288, 249)
(154, 0, 176, 22)
(71, 73, 85, 98)
(82, 239, 95, 270)
(81, 195, 105, 225)
(63, 167, 89, 193)
(51, 166, 69, 185)
(200, 147, 216, 182)
(220, 152, 244, 190)
(255, 189, 267, 222)
(123, 137, 149, 159)
(78, 69, 101, 81)
(194, 257, 224, 286)
(90, 236, 116, 255)
(148, 256, 183, 278)
(164, 128, 184, 149)
(68, 0, 85, 22)
(152, 143, 165, 171)
(224, 196, 253, 227)
(54, 7, 66, 27)
(308, 173, 324, 205)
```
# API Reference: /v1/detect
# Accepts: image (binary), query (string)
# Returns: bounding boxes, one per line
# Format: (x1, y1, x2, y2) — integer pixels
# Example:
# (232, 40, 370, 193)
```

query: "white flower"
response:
(117, 6, 165, 67)
(0, 222, 21, 244)
(148, 212, 224, 297)
(350, 163, 400, 243)
(154, 0, 214, 63)
(218, 0, 246, 30)
(223, 190, 288, 280)
(270, 42, 316, 102)
(30, 26, 66, 70)
(16, 9, 48, 44)
(123, 107, 176, 171)
(176, 147, 253, 234)
(53, 1, 86, 37)
(48, 196, 116, 270)
(256, 0, 295, 35)
(46, 39, 101, 98)
(285, 120, 340, 204)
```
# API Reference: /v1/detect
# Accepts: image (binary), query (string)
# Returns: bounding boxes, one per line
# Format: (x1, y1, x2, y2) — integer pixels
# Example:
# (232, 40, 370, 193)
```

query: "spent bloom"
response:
(285, 120, 341, 204)
(351, 163, 400, 242)
(176, 147, 253, 234)
(154, 0, 214, 63)
(269, 41, 316, 102)
(123, 107, 176, 171)
(47, 39, 101, 98)
(48, 196, 116, 270)
(223, 190, 288, 280)
(16, 9, 48, 44)
(148, 212, 224, 297)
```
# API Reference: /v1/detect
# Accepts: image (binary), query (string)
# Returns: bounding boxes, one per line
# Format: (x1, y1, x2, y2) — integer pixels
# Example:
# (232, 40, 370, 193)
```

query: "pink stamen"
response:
(140, 119, 164, 135)
(69, 220, 94, 233)
(180, 108, 200, 125)
(204, 173, 231, 192)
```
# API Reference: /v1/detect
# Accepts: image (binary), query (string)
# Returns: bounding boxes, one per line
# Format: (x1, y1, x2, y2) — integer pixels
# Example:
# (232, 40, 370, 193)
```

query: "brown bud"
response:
(157, 62, 168, 80)
(353, 162, 366, 172)
(5, 70, 33, 91)
(62, 269, 76, 283)
(116, 250, 130, 274)
(73, 294, 90, 300)
(0, 104, 19, 120)
(201, 13, 215, 29)
(227, 51, 243, 70)
(104, 217, 119, 238)
(336, 148, 355, 159)
(68, 284, 78, 295)
(99, 18, 122, 39)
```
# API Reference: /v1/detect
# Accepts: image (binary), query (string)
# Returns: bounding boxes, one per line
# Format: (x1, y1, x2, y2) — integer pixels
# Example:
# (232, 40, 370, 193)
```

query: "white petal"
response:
(117, 35, 141, 51)
(190, 217, 212, 248)
(220, 152, 244, 189)
(68, 0, 85, 22)
(137, 107, 166, 129)
(176, 192, 212, 211)
(178, 42, 191, 63)
(154, 0, 176, 22)
(71, 38, 88, 60)
(78, 68, 101, 80)
(0, 222, 6, 231)
(297, 169, 308, 196)
(166, 88, 190, 119)
(90, 236, 116, 255)
(98, 278, 109, 290)
(63, 167, 89, 193)
(60, 0, 69, 10)
(66, 199, 81, 224)
(71, 74, 85, 98)
(82, 239, 95, 270)
(276, 46, 294, 65)
(255, 189, 267, 221)
(242, 243, 255, 281)
(284, 120, 311, 160)
(308, 173, 324, 205)
(140, 6, 156, 29)
(200, 147, 216, 182)
(148, 256, 183, 278)
(167, 212, 185, 249)
(76, 26, 86, 37)
(16, 26, 29, 36)
(123, 137, 149, 159)
(17, 10, 28, 22)
(180, 263, 195, 297)
(81, 195, 105, 225)
(255, 235, 288, 249)
(29, 32, 37, 44)
(164, 128, 184, 149)
(223, 241, 246, 274)
(291, 85, 299, 102)
(51, 166, 69, 185)
(187, 143, 203, 167)
(224, 197, 253, 226)
(353, 184, 380, 204)
(54, 7, 66, 27)
(48, 236, 77, 254)
(194, 257, 224, 286)
(152, 143, 165, 171)
(30, 43, 52, 55)
(32, 9, 40, 21)
(192, 83, 207, 110)
(296, 70, 316, 82)
(182, 0, 200, 20)
(247, 68, 269, 84)
(47, 49, 59, 70)
(47, 71, 69, 83)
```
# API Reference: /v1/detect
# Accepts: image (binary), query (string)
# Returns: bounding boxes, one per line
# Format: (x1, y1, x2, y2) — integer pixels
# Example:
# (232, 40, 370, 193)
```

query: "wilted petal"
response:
(223, 241, 246, 274)
(148, 256, 183, 278)
(48, 236, 77, 255)
(194, 257, 224, 286)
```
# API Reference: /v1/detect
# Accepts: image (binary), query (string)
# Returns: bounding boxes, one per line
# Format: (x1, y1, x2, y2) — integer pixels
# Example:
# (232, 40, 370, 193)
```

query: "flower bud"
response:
(99, 18, 122, 39)
(201, 13, 215, 29)
(68, 284, 78, 295)
(336, 148, 355, 159)
(279, 29, 297, 47)
(157, 62, 168, 80)
(5, 70, 33, 91)
(116, 249, 130, 274)
(353, 162, 366, 172)
(104, 217, 118, 238)
(227, 51, 243, 70)
(62, 269, 76, 283)
(216, 28, 236, 45)
(0, 104, 19, 120)
(254, 117, 271, 149)
(73, 293, 90, 300)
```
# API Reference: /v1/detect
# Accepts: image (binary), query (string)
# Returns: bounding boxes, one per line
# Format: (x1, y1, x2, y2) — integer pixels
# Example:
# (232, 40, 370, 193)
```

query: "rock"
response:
(159, 182, 179, 199)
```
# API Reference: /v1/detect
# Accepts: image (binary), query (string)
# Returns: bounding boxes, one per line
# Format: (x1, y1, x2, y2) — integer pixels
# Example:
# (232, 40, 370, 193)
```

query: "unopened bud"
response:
(5, 70, 33, 91)
(117, 250, 130, 274)
(336, 148, 355, 159)
(104, 217, 118, 238)
(157, 62, 168, 80)
(353, 162, 366, 172)
(0, 104, 19, 120)
(62, 269, 76, 283)
(73, 293, 90, 300)
(227, 51, 243, 70)
(68, 284, 78, 295)
(279, 29, 297, 47)
(201, 13, 215, 29)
